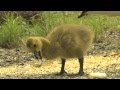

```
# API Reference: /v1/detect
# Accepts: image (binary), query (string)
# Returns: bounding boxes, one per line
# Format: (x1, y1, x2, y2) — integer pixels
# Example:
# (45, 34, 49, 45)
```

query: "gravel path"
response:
(0, 48, 119, 79)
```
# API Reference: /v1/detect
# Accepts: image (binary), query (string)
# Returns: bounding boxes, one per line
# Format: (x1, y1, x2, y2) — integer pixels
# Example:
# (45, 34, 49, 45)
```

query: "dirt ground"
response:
(0, 48, 119, 79)
(0, 28, 119, 79)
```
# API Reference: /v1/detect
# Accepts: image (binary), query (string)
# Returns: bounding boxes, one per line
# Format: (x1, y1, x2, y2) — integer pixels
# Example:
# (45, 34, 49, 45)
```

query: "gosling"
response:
(26, 24, 94, 75)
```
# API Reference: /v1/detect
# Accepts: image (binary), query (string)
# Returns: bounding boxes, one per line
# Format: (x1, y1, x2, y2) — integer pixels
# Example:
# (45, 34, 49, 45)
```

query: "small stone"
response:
(88, 73, 107, 79)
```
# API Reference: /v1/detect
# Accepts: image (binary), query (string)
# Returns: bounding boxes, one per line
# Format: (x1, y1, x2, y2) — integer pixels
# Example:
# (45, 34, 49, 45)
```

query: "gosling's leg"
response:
(78, 57, 84, 76)
(55, 58, 67, 75)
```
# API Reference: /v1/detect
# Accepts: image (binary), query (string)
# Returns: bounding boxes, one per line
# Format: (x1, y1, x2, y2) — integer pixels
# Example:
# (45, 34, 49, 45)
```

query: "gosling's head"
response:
(26, 37, 43, 59)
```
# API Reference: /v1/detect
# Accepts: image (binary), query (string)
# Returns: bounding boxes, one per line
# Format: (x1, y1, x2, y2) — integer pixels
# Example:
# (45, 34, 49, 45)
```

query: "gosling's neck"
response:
(40, 38, 62, 59)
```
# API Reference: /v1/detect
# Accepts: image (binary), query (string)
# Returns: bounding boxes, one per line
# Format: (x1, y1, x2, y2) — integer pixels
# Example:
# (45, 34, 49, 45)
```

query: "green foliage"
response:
(37, 11, 120, 41)
(0, 13, 27, 48)
(1, 11, 120, 48)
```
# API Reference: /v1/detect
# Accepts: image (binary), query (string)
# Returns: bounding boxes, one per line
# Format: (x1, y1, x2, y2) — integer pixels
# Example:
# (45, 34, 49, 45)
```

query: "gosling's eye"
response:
(33, 44, 36, 48)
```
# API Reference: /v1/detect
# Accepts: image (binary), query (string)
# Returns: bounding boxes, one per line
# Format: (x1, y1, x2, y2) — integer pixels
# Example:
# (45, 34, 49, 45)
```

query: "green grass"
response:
(0, 11, 120, 48)
(0, 13, 26, 48)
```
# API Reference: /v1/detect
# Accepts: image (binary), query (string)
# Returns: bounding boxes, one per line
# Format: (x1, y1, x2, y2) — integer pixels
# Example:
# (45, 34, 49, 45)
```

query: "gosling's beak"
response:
(34, 51, 42, 59)
(38, 51, 42, 59)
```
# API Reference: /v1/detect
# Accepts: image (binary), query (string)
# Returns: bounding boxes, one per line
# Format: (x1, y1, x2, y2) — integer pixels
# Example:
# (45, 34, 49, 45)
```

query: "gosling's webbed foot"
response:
(55, 70, 67, 75)
(78, 71, 84, 76)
